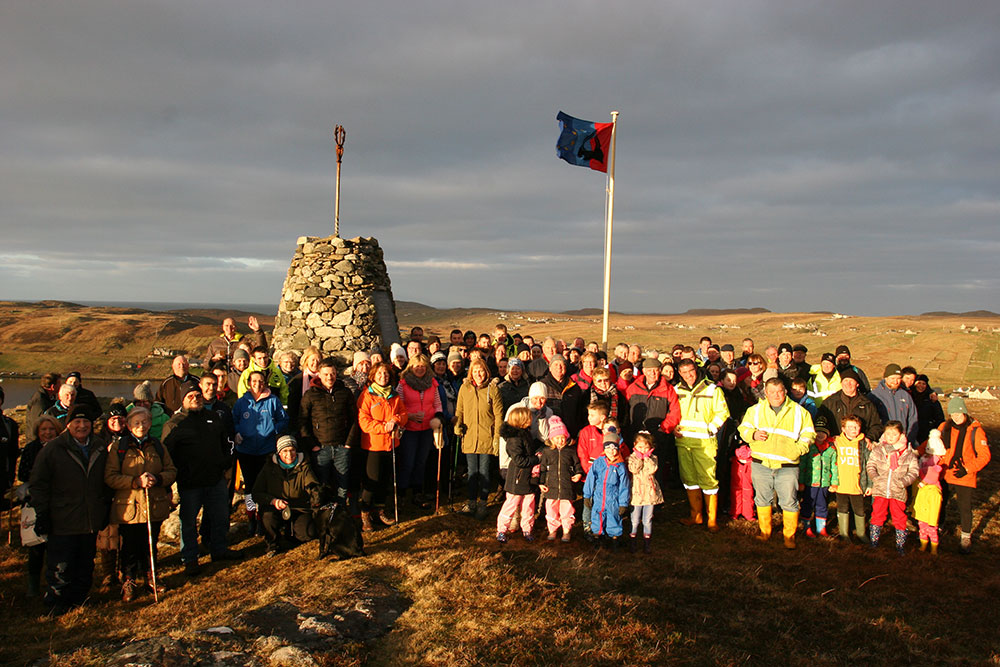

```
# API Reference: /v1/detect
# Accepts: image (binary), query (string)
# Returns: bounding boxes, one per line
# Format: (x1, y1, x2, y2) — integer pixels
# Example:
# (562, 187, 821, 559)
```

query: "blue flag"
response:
(556, 111, 613, 173)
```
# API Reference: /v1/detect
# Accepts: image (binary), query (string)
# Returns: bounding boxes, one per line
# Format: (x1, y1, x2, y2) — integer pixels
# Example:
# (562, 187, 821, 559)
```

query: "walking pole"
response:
(434, 426, 443, 513)
(390, 428, 400, 525)
(449, 435, 461, 502)
(143, 487, 159, 603)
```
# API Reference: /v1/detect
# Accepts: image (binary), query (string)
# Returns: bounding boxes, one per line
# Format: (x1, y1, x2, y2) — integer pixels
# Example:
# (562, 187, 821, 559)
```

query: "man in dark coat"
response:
(29, 405, 109, 612)
(814, 369, 883, 443)
(25, 372, 61, 439)
(156, 355, 198, 415)
(298, 358, 359, 501)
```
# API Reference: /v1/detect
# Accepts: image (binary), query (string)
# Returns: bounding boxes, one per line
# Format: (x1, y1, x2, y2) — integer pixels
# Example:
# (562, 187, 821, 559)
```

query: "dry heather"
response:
(0, 404, 997, 665)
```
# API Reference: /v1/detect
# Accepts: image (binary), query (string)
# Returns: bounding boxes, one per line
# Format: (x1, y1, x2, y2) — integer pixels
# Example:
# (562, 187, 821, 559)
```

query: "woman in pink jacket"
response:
(397, 354, 443, 509)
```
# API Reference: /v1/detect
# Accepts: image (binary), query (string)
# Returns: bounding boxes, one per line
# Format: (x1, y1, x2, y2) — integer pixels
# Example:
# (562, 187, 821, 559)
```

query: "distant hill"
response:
(682, 307, 771, 316)
(920, 310, 1000, 318)
(560, 308, 623, 316)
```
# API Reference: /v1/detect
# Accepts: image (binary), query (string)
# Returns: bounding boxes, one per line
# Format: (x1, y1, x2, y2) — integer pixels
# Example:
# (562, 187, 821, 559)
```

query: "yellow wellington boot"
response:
(679, 489, 704, 526)
(705, 493, 720, 533)
(756, 506, 772, 542)
(919, 539, 928, 552)
(930, 542, 938, 556)
(783, 511, 799, 550)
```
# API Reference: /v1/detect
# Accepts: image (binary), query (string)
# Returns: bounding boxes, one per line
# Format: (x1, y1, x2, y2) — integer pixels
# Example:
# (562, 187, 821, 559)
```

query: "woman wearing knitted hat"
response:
(937, 397, 991, 554)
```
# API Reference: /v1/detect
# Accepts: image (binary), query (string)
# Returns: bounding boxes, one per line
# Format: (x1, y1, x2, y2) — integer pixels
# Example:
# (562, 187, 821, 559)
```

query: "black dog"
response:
(310, 485, 365, 560)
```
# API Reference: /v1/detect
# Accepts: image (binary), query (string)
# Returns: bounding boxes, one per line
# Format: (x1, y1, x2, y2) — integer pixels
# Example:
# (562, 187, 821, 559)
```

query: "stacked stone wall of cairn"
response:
(271, 235, 398, 362)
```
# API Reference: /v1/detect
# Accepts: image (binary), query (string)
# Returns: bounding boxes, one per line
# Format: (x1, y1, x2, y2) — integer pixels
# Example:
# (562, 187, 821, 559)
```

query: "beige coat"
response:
(628, 453, 664, 506)
(104, 435, 177, 525)
(455, 380, 504, 455)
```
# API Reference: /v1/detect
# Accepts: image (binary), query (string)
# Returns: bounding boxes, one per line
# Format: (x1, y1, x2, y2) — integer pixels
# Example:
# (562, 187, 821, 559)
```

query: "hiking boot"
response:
(121, 578, 138, 603)
(474, 500, 489, 521)
(496, 532, 508, 544)
(360, 511, 374, 532)
(144, 577, 166, 597)
(378, 509, 396, 527)
(265, 544, 281, 558)
(183, 560, 200, 577)
(461, 502, 475, 515)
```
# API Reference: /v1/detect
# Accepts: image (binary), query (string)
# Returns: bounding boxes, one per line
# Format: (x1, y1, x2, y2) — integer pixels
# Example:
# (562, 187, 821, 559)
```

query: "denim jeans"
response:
(398, 429, 433, 493)
(178, 477, 230, 563)
(314, 446, 352, 501)
(751, 462, 800, 512)
(630, 504, 654, 536)
(466, 453, 493, 501)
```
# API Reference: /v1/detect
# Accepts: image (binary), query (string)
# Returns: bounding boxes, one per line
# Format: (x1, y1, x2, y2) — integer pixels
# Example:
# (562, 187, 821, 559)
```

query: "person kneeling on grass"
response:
(627, 431, 662, 553)
(253, 436, 320, 556)
(496, 407, 541, 543)
(583, 435, 631, 549)
(866, 421, 919, 555)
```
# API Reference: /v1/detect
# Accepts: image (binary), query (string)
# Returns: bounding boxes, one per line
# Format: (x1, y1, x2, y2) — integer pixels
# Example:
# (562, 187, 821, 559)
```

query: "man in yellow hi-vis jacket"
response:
(738, 378, 815, 549)
(674, 360, 730, 532)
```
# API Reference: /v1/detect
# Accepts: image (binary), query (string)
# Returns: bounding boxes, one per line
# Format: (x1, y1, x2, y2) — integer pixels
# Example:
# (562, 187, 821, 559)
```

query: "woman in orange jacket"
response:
(357, 362, 408, 530)
(937, 396, 990, 554)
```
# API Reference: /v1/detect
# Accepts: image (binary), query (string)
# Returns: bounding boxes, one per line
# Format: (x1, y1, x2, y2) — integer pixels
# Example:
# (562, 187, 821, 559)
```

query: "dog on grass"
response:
(309, 484, 365, 560)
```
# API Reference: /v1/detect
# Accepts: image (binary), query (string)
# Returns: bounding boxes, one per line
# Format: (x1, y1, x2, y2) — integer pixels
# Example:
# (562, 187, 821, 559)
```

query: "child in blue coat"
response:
(583, 438, 631, 546)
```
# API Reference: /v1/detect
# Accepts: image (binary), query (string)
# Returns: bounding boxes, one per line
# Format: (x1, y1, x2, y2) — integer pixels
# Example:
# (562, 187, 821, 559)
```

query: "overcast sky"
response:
(2, 1, 998, 316)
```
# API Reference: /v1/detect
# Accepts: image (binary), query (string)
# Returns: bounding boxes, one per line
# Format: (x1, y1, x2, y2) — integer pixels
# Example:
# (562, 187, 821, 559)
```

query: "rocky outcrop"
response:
(271, 236, 400, 360)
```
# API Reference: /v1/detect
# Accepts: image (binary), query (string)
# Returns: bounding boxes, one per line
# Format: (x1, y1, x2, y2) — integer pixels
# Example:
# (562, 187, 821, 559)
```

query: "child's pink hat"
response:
(548, 415, 569, 439)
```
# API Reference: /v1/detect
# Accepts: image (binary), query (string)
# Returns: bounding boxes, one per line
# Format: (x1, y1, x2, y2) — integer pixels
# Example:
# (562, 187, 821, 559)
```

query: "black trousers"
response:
(361, 450, 392, 510)
(119, 522, 162, 579)
(45, 532, 98, 608)
(259, 508, 315, 547)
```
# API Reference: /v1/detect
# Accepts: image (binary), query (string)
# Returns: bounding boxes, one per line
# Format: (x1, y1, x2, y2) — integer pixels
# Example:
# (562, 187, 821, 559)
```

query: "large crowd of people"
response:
(0, 317, 991, 614)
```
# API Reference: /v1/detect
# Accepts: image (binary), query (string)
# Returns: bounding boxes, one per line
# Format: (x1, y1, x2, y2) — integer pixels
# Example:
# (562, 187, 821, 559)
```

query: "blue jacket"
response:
(868, 380, 918, 445)
(233, 392, 289, 456)
(583, 456, 631, 537)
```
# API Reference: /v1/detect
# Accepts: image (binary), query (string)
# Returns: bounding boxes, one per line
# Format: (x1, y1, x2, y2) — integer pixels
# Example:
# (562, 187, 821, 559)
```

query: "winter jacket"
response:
(913, 454, 944, 526)
(0, 414, 18, 491)
(625, 376, 681, 440)
(454, 380, 503, 456)
(104, 433, 177, 525)
(252, 453, 319, 510)
(233, 389, 288, 456)
(156, 372, 199, 415)
(911, 389, 944, 443)
(72, 386, 102, 421)
(299, 380, 359, 450)
(806, 368, 841, 408)
(500, 400, 552, 471)
(800, 441, 837, 487)
(674, 379, 729, 450)
(203, 329, 266, 368)
(868, 380, 919, 444)
(163, 407, 233, 488)
(628, 452, 663, 506)
(25, 388, 56, 440)
(238, 358, 290, 406)
(814, 390, 884, 442)
(866, 442, 919, 502)
(583, 456, 631, 537)
(937, 418, 990, 488)
(539, 372, 586, 437)
(738, 397, 815, 469)
(498, 376, 531, 413)
(538, 445, 582, 501)
(831, 434, 870, 495)
(357, 385, 407, 453)
(29, 431, 110, 536)
(399, 377, 442, 432)
(500, 423, 540, 495)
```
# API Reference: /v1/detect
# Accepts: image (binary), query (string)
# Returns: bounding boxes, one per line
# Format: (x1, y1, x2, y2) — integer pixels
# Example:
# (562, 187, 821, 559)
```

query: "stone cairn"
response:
(271, 235, 400, 360)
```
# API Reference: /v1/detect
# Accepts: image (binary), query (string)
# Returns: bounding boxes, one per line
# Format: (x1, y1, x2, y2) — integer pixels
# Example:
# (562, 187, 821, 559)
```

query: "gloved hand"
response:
(618, 506, 628, 518)
(953, 463, 968, 479)
(583, 498, 593, 509)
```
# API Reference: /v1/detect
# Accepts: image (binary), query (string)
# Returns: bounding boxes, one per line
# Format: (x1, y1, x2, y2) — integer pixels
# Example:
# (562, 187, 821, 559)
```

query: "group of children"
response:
(748, 415, 947, 555)
(499, 400, 951, 556)
(497, 401, 661, 552)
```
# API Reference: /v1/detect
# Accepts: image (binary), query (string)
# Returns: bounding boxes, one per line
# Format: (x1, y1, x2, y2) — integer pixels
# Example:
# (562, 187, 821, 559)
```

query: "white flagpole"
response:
(601, 111, 619, 353)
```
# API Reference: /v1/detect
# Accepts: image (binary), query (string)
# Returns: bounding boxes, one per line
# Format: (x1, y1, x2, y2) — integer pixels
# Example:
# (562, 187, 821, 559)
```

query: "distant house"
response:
(151, 347, 185, 358)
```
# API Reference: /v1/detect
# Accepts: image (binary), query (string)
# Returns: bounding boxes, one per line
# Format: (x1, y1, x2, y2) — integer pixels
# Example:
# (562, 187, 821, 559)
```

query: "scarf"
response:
(279, 453, 299, 470)
(590, 386, 620, 420)
(402, 369, 434, 393)
(369, 383, 393, 399)
(942, 420, 971, 470)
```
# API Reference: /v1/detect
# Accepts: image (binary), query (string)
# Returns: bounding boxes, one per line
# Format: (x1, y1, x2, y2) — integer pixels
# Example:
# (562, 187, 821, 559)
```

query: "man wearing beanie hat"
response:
(805, 353, 842, 409)
(252, 435, 320, 555)
(869, 364, 918, 445)
(163, 382, 240, 573)
(938, 396, 991, 554)
(833, 345, 871, 394)
(813, 368, 883, 443)
(29, 404, 110, 612)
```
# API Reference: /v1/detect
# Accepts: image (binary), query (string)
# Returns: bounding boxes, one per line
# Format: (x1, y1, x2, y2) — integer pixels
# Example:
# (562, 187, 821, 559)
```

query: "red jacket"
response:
(577, 424, 631, 474)
(624, 376, 680, 438)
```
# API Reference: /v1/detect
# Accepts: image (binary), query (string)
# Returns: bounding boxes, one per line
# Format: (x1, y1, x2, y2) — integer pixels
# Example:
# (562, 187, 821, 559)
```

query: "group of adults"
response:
(0, 318, 991, 613)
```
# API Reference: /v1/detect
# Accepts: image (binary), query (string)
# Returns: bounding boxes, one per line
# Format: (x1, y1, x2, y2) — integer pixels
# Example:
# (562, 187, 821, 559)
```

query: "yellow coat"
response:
(738, 398, 815, 469)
